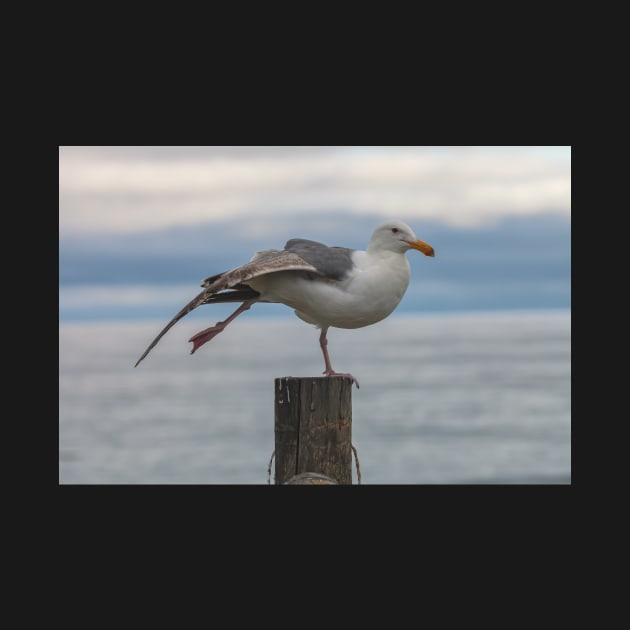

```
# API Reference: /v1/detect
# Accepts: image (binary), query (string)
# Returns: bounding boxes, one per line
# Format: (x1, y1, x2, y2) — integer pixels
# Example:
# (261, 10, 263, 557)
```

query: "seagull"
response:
(134, 219, 435, 387)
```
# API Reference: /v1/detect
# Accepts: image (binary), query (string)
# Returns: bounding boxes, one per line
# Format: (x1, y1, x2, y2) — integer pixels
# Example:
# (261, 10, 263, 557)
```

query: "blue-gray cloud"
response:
(59, 211, 570, 320)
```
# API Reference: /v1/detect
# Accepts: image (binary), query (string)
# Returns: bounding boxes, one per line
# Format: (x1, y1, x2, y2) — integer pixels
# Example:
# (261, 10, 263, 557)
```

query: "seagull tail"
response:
(199, 287, 260, 305)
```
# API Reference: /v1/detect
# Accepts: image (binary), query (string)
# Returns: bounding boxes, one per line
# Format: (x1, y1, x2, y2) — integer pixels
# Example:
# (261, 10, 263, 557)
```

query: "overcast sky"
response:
(59, 146, 571, 236)
(59, 146, 571, 321)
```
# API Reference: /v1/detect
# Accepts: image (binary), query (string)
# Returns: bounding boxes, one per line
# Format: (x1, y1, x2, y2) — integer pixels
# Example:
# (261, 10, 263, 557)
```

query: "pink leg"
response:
(319, 326, 359, 389)
(189, 299, 258, 354)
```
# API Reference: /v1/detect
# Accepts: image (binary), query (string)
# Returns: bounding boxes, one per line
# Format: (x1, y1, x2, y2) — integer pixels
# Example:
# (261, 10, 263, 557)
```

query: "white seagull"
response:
(134, 219, 435, 387)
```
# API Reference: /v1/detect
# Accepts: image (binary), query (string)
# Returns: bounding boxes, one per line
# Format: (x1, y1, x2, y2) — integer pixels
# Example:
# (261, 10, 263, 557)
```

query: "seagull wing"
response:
(134, 249, 321, 367)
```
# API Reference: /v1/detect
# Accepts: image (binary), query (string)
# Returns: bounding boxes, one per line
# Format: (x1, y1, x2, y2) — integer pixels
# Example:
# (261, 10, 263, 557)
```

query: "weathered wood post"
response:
(274, 377, 353, 484)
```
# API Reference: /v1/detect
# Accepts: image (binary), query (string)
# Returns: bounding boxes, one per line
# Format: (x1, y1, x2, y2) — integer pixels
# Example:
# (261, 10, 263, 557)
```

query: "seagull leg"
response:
(188, 299, 258, 354)
(319, 326, 359, 389)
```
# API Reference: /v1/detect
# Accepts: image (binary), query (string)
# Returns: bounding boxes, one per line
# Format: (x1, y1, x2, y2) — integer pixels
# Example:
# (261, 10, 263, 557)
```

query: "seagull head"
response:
(368, 220, 435, 257)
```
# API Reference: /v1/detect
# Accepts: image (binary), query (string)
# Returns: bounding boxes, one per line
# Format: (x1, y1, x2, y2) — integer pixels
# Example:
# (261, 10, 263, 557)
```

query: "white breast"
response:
(249, 249, 411, 329)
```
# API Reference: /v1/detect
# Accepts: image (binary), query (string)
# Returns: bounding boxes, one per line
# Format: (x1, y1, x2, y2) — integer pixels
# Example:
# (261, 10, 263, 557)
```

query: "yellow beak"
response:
(404, 238, 435, 257)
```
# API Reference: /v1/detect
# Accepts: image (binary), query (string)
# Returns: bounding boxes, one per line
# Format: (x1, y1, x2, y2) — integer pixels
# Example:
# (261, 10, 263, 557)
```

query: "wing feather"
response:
(202, 249, 321, 291)
(135, 249, 321, 367)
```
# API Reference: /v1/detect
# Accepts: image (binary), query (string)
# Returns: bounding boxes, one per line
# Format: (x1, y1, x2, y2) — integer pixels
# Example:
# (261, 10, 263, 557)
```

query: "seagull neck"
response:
(366, 244, 403, 259)
(361, 247, 410, 279)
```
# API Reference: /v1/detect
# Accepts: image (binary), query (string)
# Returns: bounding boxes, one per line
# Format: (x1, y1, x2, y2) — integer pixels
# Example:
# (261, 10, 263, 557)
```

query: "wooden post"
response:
(274, 377, 353, 485)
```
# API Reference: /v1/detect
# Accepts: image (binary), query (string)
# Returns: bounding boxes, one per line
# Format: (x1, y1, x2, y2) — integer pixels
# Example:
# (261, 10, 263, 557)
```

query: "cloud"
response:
(59, 211, 571, 320)
(59, 146, 571, 234)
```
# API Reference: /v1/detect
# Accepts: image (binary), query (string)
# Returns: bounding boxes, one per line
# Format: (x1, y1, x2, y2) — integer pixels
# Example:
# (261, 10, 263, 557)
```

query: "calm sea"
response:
(59, 310, 571, 484)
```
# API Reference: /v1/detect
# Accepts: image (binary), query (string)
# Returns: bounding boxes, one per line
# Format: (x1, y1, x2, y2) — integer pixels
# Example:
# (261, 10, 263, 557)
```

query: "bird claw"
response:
(187, 300, 256, 355)
(188, 324, 225, 354)
(322, 369, 360, 389)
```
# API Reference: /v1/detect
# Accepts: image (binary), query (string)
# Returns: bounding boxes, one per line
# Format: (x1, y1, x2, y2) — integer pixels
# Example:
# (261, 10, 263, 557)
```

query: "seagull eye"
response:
(391, 228, 399, 234)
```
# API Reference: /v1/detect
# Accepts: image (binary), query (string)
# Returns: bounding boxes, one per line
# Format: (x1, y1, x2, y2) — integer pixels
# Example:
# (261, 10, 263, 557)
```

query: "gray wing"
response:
(284, 239, 355, 281)
(134, 248, 322, 367)
(201, 248, 322, 291)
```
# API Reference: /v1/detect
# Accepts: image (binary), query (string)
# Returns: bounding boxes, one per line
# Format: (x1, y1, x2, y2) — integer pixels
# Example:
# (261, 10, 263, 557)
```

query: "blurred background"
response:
(59, 146, 571, 484)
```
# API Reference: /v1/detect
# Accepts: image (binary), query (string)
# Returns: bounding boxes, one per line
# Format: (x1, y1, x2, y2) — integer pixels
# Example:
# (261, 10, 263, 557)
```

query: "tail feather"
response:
(200, 288, 260, 305)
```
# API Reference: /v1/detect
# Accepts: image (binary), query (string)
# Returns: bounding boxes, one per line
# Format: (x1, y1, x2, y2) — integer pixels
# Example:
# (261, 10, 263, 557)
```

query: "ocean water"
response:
(59, 310, 571, 484)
